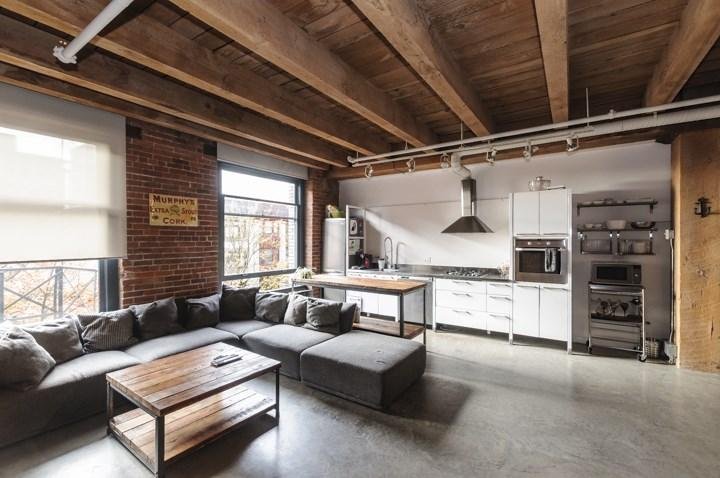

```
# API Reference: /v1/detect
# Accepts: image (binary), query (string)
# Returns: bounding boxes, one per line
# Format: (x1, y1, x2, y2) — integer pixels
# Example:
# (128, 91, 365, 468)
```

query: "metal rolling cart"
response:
(588, 283, 647, 361)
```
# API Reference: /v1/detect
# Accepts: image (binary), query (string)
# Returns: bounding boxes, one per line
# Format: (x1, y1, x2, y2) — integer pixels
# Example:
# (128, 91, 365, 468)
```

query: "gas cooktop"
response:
(444, 267, 492, 278)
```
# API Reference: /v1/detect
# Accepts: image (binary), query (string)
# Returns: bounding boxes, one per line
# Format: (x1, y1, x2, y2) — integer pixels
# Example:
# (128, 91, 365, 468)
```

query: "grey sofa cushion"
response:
(185, 294, 220, 330)
(284, 294, 307, 325)
(123, 327, 238, 363)
(300, 331, 426, 409)
(0, 325, 56, 391)
(242, 324, 334, 379)
(77, 309, 138, 353)
(215, 320, 274, 344)
(305, 298, 342, 333)
(22, 319, 83, 364)
(131, 297, 184, 340)
(0, 350, 140, 447)
(220, 285, 259, 321)
(255, 292, 288, 323)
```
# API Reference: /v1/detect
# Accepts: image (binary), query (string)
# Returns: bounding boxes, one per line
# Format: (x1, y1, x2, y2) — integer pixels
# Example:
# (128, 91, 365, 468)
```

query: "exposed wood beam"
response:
(644, 0, 720, 106)
(0, 63, 328, 170)
(329, 130, 665, 179)
(351, 0, 494, 136)
(170, 0, 437, 147)
(0, 15, 347, 167)
(0, 0, 387, 156)
(534, 0, 568, 123)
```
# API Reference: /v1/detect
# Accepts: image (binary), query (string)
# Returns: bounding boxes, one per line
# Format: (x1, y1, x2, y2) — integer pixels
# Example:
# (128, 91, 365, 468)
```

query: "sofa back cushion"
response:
(220, 285, 259, 321)
(284, 293, 308, 325)
(255, 292, 289, 323)
(77, 308, 139, 352)
(131, 297, 184, 340)
(185, 294, 221, 330)
(338, 302, 358, 334)
(22, 319, 83, 364)
(304, 298, 342, 333)
(0, 324, 56, 391)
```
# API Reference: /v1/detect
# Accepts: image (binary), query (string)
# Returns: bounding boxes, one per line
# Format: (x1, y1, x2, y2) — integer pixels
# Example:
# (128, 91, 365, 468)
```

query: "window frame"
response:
(218, 162, 305, 286)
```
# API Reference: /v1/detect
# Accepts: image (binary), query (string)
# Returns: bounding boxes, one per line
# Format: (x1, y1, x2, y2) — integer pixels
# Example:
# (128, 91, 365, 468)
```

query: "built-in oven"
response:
(514, 237, 568, 284)
(591, 262, 642, 285)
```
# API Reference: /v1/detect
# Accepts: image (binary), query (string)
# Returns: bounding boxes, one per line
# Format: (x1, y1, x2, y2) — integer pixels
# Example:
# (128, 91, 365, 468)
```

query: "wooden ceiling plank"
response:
(0, 63, 329, 170)
(0, 14, 347, 166)
(1, 0, 386, 156)
(644, 0, 720, 105)
(351, 0, 494, 136)
(169, 0, 437, 147)
(534, 0, 568, 123)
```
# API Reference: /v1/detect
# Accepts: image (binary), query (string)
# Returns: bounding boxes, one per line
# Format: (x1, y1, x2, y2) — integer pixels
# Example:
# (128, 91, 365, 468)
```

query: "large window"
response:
(220, 164, 304, 290)
(0, 259, 118, 326)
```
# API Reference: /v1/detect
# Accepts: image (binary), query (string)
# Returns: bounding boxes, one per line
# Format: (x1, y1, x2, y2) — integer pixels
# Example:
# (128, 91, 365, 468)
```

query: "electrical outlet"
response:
(424, 257, 432, 264)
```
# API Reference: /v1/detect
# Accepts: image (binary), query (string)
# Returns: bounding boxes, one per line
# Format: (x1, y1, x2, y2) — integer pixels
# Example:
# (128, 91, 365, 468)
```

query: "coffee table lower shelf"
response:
(109, 385, 275, 474)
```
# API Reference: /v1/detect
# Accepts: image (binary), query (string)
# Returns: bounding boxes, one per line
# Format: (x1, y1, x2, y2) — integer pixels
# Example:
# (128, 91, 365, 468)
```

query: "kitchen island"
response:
(291, 274, 428, 343)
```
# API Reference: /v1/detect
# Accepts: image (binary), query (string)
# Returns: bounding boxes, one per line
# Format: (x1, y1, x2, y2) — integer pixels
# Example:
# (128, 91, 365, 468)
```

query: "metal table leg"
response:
(155, 416, 165, 478)
(398, 293, 404, 338)
(275, 368, 280, 421)
(422, 289, 426, 345)
(106, 383, 114, 435)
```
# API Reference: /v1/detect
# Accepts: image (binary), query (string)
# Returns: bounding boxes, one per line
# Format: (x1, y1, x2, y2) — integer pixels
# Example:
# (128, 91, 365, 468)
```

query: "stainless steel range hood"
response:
(442, 178, 493, 233)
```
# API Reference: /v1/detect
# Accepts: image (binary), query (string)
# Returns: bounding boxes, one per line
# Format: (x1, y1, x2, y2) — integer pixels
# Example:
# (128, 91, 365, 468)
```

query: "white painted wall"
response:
(340, 141, 672, 340)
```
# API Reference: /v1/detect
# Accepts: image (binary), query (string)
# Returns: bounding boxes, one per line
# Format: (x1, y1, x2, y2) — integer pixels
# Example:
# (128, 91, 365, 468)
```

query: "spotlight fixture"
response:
(566, 135, 580, 152)
(486, 147, 497, 166)
(522, 142, 533, 161)
(440, 152, 451, 169)
(406, 158, 416, 173)
(364, 164, 373, 178)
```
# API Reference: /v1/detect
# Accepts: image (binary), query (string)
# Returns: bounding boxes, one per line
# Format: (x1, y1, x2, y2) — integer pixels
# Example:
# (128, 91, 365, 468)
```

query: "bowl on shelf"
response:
(631, 221, 656, 229)
(528, 176, 551, 191)
(632, 241, 651, 254)
(605, 219, 628, 230)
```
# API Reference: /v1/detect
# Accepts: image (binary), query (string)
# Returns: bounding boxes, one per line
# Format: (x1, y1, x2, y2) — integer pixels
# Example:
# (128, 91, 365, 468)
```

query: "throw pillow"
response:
(304, 298, 342, 333)
(77, 308, 139, 352)
(185, 294, 220, 330)
(220, 285, 259, 321)
(255, 292, 289, 323)
(0, 324, 55, 391)
(284, 293, 308, 326)
(22, 319, 83, 364)
(131, 297, 184, 341)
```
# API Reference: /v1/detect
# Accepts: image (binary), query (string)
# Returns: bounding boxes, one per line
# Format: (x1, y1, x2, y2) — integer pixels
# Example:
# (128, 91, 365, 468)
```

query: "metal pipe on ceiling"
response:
(349, 94, 720, 166)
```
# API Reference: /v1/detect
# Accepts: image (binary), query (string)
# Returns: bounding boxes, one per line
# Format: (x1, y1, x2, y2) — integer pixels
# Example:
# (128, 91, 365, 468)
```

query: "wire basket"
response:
(645, 338, 662, 359)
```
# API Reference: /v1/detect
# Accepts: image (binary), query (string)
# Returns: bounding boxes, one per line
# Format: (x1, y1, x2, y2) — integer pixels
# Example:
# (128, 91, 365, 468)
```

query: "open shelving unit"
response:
(576, 199, 658, 216)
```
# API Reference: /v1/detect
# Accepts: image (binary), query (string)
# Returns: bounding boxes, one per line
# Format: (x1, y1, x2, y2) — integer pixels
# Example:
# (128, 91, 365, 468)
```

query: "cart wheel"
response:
(638, 354, 647, 362)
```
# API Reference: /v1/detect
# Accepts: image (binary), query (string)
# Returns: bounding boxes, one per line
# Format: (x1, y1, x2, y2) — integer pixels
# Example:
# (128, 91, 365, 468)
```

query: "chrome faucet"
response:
(384, 236, 393, 268)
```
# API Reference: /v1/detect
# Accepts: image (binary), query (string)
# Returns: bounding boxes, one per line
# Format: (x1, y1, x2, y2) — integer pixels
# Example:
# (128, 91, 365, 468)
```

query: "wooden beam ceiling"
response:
(351, 0, 494, 136)
(534, 0, 569, 123)
(0, 63, 329, 170)
(0, 14, 347, 167)
(644, 0, 720, 106)
(0, 0, 387, 156)
(169, 0, 437, 147)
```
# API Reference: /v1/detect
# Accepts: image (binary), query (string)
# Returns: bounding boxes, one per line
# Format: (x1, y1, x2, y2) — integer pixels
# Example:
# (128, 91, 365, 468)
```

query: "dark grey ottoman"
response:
(300, 331, 426, 409)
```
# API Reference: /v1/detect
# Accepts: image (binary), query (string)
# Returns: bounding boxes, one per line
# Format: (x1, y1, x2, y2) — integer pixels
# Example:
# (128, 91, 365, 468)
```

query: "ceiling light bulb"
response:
(364, 164, 374, 178)
(406, 158, 416, 173)
(486, 148, 496, 166)
(566, 135, 580, 152)
(440, 152, 450, 169)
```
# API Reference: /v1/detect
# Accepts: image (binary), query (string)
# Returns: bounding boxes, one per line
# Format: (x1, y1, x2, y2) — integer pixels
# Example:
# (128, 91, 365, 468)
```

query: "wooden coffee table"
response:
(106, 343, 281, 477)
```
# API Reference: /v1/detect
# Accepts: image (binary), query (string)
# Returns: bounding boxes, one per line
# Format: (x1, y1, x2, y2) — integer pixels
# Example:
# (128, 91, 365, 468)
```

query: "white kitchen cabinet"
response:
(435, 307, 487, 329)
(539, 189, 569, 235)
(359, 292, 378, 315)
(377, 294, 398, 318)
(539, 286, 569, 341)
(513, 191, 540, 235)
(512, 283, 540, 337)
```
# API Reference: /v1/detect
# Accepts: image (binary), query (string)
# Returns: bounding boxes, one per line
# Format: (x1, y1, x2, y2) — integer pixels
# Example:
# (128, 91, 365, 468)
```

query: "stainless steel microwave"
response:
(591, 262, 642, 285)
(514, 237, 568, 284)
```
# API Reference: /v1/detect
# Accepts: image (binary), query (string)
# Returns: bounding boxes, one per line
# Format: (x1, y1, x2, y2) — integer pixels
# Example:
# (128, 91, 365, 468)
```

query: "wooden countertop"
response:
(293, 274, 427, 294)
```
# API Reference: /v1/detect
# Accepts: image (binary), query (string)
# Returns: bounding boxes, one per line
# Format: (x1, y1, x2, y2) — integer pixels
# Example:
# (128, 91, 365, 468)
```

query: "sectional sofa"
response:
(0, 289, 426, 448)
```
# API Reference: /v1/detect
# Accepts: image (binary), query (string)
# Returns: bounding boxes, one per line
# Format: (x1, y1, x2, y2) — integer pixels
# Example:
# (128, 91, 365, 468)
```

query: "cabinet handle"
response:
(451, 292, 472, 297)
(488, 313, 510, 319)
(516, 285, 539, 289)
(452, 309, 472, 315)
(452, 280, 473, 285)
(489, 295, 511, 300)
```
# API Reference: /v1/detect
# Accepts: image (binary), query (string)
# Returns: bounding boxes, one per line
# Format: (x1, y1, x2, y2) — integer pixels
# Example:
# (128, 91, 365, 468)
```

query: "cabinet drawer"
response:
(435, 306, 486, 329)
(435, 278, 487, 294)
(487, 282, 512, 296)
(487, 294, 512, 315)
(435, 289, 486, 311)
(487, 313, 511, 334)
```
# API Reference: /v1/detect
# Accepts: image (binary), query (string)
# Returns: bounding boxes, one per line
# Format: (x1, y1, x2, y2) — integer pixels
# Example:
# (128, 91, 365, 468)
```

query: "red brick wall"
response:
(121, 120, 219, 307)
(305, 169, 339, 272)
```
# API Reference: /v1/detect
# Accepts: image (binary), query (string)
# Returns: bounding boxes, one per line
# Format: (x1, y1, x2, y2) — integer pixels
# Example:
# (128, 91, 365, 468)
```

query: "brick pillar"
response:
(121, 120, 219, 307)
(305, 169, 339, 273)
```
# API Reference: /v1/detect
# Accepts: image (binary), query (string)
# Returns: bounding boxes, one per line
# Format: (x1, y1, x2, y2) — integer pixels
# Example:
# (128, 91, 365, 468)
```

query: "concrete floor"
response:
(2, 330, 719, 478)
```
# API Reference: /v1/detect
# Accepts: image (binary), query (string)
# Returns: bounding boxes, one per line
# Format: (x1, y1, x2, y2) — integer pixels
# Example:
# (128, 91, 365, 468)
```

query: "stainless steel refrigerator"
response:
(322, 218, 347, 302)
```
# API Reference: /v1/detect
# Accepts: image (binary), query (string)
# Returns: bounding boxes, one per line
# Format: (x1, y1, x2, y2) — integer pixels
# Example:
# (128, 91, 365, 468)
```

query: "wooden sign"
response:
(149, 193, 198, 227)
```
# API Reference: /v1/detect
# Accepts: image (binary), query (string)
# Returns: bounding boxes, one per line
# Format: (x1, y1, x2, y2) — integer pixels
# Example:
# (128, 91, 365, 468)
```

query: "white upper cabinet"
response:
(539, 189, 569, 235)
(513, 189, 570, 236)
(513, 191, 540, 235)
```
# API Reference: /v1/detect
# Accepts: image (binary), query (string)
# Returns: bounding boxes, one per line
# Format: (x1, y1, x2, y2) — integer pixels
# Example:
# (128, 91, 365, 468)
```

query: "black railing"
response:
(0, 265, 98, 325)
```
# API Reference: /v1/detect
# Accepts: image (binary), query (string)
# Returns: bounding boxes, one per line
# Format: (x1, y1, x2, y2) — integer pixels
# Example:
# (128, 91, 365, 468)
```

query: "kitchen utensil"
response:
(620, 302, 629, 317)
(592, 200, 605, 205)
(632, 241, 650, 254)
(605, 219, 628, 230)
(377, 258, 386, 270)
(630, 221, 656, 229)
(603, 198, 616, 205)
(582, 223, 596, 229)
(584, 238, 612, 253)
(528, 176, 551, 191)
